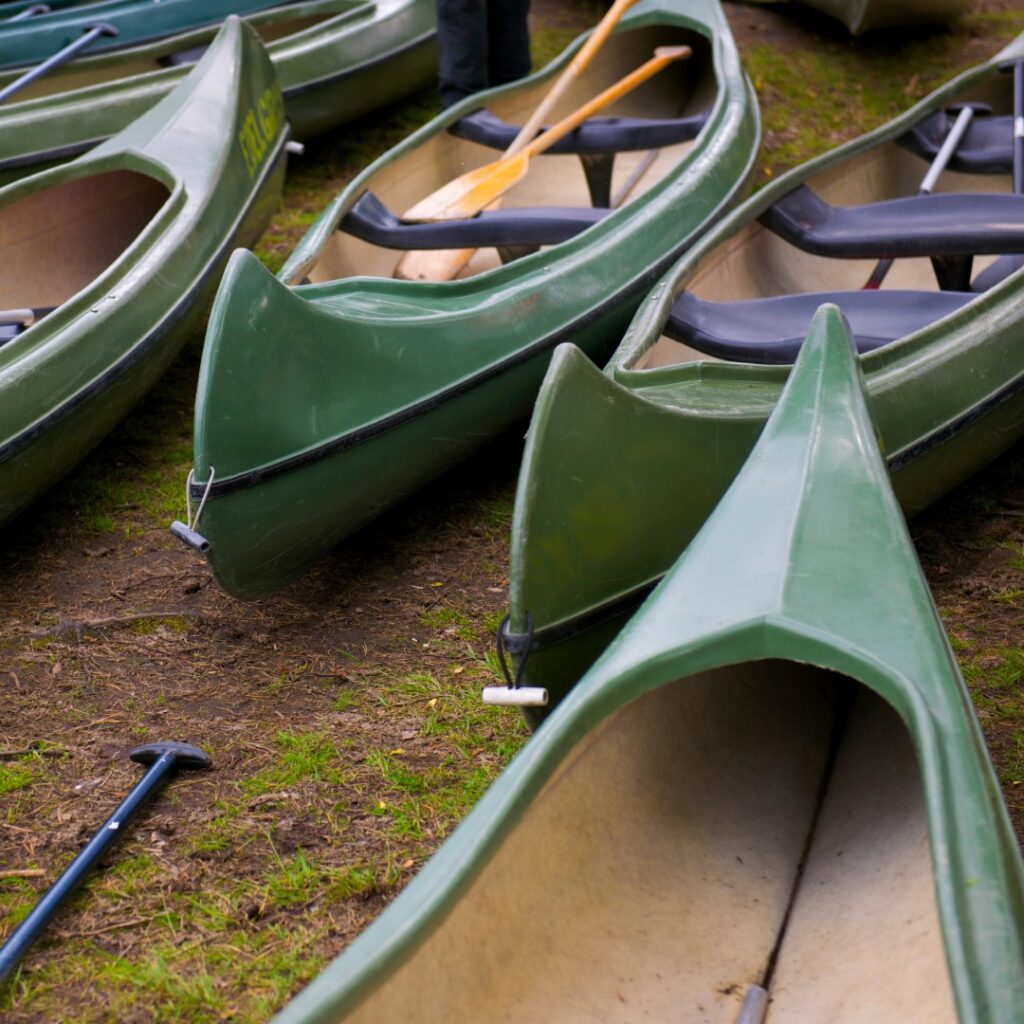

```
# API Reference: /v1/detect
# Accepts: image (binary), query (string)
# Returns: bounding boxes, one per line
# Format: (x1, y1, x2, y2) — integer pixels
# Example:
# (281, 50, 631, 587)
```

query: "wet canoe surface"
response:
(186, 0, 760, 599)
(508, 31, 1024, 716)
(0, 17, 287, 527)
(0, 0, 437, 181)
(272, 309, 1024, 1024)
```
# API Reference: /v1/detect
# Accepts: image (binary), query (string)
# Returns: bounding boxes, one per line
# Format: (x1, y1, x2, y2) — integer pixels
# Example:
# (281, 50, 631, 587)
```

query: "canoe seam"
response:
(0, 131, 288, 467)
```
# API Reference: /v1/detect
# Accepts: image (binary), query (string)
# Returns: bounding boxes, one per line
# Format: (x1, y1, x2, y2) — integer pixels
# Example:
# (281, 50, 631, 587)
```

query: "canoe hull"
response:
(806, 0, 967, 34)
(197, 256, 642, 598)
(508, 33, 1024, 718)
(190, 0, 761, 599)
(0, 19, 287, 527)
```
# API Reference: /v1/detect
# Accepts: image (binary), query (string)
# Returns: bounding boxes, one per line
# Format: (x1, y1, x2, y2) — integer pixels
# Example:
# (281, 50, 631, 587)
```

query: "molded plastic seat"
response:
(898, 111, 1013, 175)
(450, 107, 710, 155)
(665, 289, 976, 364)
(760, 186, 1024, 259)
(339, 190, 608, 250)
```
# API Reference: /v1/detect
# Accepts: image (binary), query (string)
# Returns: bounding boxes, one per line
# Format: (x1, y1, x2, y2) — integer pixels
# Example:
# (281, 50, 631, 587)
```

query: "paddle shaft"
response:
(863, 103, 974, 290)
(0, 742, 209, 985)
(0, 22, 117, 105)
(505, 0, 640, 156)
(6, 4, 49, 22)
(403, 45, 691, 225)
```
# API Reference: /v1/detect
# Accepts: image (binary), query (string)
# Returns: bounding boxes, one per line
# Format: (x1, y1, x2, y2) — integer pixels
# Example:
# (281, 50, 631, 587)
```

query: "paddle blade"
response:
(394, 247, 475, 282)
(402, 152, 530, 223)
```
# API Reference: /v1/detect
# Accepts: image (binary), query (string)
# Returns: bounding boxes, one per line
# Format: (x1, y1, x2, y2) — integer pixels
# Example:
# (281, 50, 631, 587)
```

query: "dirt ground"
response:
(2, 1, 1024, 1020)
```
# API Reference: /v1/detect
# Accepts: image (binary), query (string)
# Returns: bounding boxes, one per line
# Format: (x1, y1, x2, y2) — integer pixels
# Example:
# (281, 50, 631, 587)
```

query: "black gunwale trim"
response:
(0, 29, 435, 174)
(0, 130, 288, 467)
(280, 27, 436, 100)
(192, 126, 756, 501)
(886, 364, 1024, 469)
(503, 578, 659, 655)
(505, 366, 1024, 657)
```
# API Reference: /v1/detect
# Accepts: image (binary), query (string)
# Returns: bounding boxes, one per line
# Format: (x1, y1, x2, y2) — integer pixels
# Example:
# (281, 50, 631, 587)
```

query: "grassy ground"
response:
(2, 1, 1024, 1020)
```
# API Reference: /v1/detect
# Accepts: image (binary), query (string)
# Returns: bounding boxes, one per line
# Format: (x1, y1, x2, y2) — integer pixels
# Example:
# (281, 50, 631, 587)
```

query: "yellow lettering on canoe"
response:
(237, 86, 285, 178)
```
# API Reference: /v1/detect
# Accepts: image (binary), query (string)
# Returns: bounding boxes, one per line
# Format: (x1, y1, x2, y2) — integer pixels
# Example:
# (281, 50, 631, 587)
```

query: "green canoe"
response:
(744, 0, 967, 34)
(273, 308, 1024, 1024)
(177, 0, 760, 598)
(507, 33, 1024, 717)
(0, 0, 287, 67)
(0, 17, 286, 528)
(0, 0, 436, 182)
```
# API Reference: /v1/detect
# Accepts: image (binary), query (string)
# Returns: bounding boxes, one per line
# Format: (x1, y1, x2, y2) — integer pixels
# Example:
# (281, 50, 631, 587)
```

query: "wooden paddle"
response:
(395, 46, 690, 281)
(404, 47, 689, 222)
(505, 0, 642, 157)
(392, 0, 641, 281)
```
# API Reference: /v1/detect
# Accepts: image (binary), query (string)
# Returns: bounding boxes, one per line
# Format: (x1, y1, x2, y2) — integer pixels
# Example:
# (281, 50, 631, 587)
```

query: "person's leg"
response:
(487, 0, 531, 88)
(437, 0, 490, 108)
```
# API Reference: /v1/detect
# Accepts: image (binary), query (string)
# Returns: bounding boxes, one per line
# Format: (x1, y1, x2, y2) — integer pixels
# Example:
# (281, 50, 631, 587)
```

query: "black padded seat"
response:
(664, 289, 976, 364)
(339, 190, 608, 250)
(898, 111, 1013, 175)
(760, 186, 1024, 259)
(450, 108, 710, 155)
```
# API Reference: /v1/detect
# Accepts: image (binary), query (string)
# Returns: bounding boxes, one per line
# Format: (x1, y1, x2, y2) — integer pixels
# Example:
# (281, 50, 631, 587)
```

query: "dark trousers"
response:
(437, 0, 532, 108)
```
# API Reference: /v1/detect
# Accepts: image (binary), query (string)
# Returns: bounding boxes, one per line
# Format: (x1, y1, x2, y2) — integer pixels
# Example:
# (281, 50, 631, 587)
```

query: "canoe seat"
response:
(898, 110, 1012, 174)
(450, 108, 710, 155)
(664, 289, 975, 364)
(761, 186, 1024, 258)
(340, 190, 607, 251)
(451, 108, 709, 207)
(0, 306, 53, 347)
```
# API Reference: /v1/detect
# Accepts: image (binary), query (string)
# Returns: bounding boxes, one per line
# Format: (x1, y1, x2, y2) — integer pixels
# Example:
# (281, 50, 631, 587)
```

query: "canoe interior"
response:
(342, 661, 955, 1024)
(639, 75, 1014, 369)
(307, 23, 715, 284)
(0, 169, 170, 312)
(0, 0, 356, 101)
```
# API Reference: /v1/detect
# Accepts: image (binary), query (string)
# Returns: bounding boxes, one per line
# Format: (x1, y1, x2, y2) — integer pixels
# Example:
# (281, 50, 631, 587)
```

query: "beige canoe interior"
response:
(0, 170, 170, 314)
(306, 23, 716, 285)
(0, 0, 356, 101)
(639, 75, 1013, 370)
(343, 661, 956, 1024)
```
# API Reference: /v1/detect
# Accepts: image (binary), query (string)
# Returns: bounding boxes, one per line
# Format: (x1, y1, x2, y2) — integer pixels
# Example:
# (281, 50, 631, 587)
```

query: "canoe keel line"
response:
(273, 309, 1024, 1023)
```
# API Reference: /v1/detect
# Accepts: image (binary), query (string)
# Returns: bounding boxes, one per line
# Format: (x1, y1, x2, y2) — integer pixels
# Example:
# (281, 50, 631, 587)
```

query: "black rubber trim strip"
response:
(192, 140, 754, 501)
(886, 365, 1024, 470)
(281, 28, 436, 101)
(502, 578, 659, 656)
(0, 129, 288, 466)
